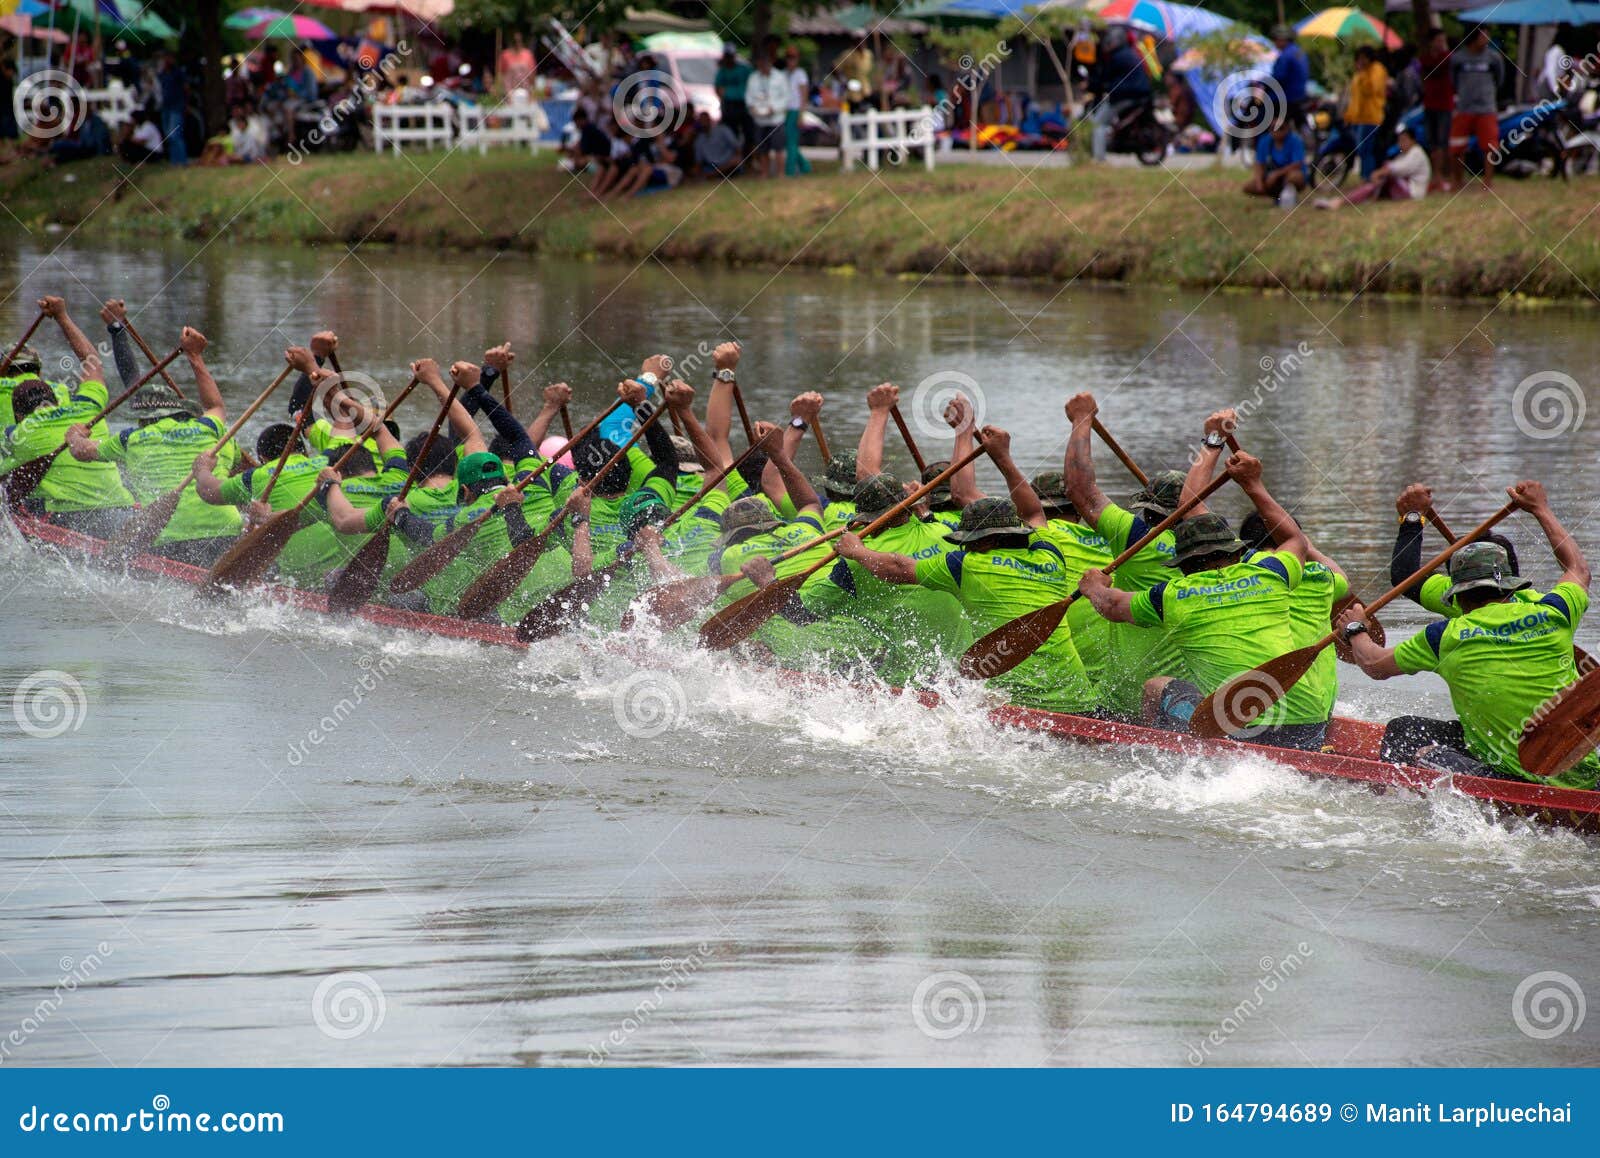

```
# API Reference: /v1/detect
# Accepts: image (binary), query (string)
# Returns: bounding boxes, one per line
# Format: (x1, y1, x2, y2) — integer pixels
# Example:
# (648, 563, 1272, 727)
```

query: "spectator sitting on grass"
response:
(43, 108, 112, 166)
(1315, 123, 1430, 209)
(1243, 118, 1307, 205)
(692, 111, 741, 177)
(564, 106, 615, 181)
(118, 109, 165, 163)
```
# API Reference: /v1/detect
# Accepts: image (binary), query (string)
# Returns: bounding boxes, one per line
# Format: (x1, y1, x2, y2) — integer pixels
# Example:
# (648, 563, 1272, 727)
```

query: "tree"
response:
(151, 0, 244, 137)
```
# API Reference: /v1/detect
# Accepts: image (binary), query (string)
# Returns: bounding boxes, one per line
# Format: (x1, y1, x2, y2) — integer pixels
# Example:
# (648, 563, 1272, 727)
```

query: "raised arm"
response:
(40, 296, 96, 365)
(180, 327, 225, 421)
(705, 341, 740, 457)
(1511, 479, 1590, 589)
(1228, 452, 1307, 564)
(1391, 483, 1432, 602)
(983, 425, 1045, 528)
(857, 383, 896, 479)
(100, 300, 142, 390)
(459, 357, 536, 460)
(765, 426, 820, 515)
(665, 379, 727, 473)
(415, 358, 486, 455)
(946, 395, 984, 507)
(786, 391, 822, 461)
(1064, 392, 1111, 525)
(1181, 409, 1235, 515)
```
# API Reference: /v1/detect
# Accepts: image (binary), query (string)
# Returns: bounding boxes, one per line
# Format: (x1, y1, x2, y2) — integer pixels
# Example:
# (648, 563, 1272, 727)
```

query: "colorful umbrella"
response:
(1295, 7, 1402, 48)
(1093, 0, 1236, 39)
(45, 0, 177, 39)
(225, 9, 339, 39)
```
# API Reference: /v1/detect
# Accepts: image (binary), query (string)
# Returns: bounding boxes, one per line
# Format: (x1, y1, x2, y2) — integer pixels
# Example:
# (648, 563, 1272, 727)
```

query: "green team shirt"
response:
(674, 471, 707, 506)
(1130, 550, 1310, 727)
(1393, 582, 1599, 789)
(589, 472, 677, 561)
(99, 414, 241, 543)
(661, 487, 732, 577)
(406, 486, 570, 621)
(1096, 501, 1188, 713)
(715, 510, 828, 598)
(306, 419, 379, 457)
(1035, 517, 1113, 683)
(0, 375, 69, 427)
(216, 455, 338, 586)
(820, 499, 857, 533)
(1417, 572, 1546, 619)
(512, 456, 578, 530)
(1281, 557, 1347, 723)
(0, 379, 134, 512)
(914, 538, 1095, 713)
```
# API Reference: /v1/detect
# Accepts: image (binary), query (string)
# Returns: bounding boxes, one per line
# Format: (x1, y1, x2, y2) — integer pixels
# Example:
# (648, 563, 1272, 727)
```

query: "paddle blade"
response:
(2, 449, 61, 506)
(456, 529, 551, 620)
(1518, 667, 1600, 780)
(639, 574, 723, 631)
(697, 573, 805, 651)
(327, 523, 395, 612)
(105, 484, 185, 564)
(386, 516, 480, 594)
(958, 599, 1070, 680)
(514, 568, 615, 643)
(1189, 643, 1326, 739)
(203, 509, 301, 595)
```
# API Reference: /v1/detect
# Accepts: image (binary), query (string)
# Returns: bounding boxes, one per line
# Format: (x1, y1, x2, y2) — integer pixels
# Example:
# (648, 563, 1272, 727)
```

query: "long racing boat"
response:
(10, 512, 1600, 835)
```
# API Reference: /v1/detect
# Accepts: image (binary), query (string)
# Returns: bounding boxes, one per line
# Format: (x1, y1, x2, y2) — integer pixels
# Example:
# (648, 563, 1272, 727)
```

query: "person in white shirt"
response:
(782, 44, 811, 176)
(744, 51, 790, 178)
(1315, 124, 1430, 209)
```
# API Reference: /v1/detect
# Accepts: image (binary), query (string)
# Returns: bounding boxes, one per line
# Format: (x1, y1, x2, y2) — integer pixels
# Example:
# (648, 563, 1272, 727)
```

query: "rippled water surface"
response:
(1, 237, 1597, 1066)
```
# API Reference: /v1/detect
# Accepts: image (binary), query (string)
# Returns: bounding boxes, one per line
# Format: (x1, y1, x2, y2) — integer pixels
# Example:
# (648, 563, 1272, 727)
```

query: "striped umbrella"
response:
(1294, 7, 1402, 48)
(1093, 0, 1236, 39)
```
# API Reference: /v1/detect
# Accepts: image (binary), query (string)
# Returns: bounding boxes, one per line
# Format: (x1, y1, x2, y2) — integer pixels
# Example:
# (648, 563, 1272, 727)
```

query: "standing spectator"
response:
(1090, 27, 1152, 162)
(745, 51, 789, 179)
(714, 44, 754, 146)
(1316, 122, 1430, 208)
(782, 45, 811, 176)
(840, 37, 875, 110)
(281, 47, 319, 145)
(499, 30, 536, 95)
(1269, 24, 1309, 129)
(1345, 44, 1389, 180)
(156, 52, 188, 166)
(1417, 28, 1453, 190)
(1450, 28, 1504, 189)
(1243, 118, 1308, 205)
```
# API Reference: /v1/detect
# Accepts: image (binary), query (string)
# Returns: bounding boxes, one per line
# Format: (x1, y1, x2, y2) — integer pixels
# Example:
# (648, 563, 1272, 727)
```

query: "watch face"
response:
(714, 369, 736, 382)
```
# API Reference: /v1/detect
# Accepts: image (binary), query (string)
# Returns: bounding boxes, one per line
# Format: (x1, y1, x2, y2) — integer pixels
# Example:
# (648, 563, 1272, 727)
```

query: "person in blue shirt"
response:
(1270, 24, 1310, 129)
(156, 52, 188, 165)
(1243, 119, 1307, 203)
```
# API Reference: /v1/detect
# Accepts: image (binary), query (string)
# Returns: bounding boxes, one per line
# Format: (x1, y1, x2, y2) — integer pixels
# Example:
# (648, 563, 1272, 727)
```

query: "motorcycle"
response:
(1107, 97, 1175, 166)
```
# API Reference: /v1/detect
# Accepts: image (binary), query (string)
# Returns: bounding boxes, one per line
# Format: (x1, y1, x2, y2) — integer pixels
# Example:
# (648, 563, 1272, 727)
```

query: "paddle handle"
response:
(121, 317, 187, 400)
(662, 435, 765, 531)
(394, 381, 464, 504)
(260, 383, 319, 506)
(1425, 506, 1457, 543)
(0, 311, 45, 375)
(560, 403, 574, 441)
(294, 375, 419, 514)
(811, 416, 831, 464)
(1093, 419, 1148, 487)
(889, 405, 927, 475)
(1355, 502, 1519, 625)
(214, 364, 295, 456)
(731, 382, 755, 445)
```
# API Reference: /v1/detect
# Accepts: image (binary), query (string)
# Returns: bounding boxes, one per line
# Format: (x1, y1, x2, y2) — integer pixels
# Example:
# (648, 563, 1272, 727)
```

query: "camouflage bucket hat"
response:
(670, 434, 703, 471)
(816, 450, 859, 500)
(1131, 469, 1186, 518)
(920, 460, 954, 507)
(1443, 542, 1532, 601)
(1165, 513, 1246, 567)
(456, 450, 508, 491)
(1031, 470, 1074, 514)
(850, 472, 904, 523)
(946, 497, 1031, 544)
(714, 496, 781, 548)
(131, 381, 199, 420)
(5, 344, 42, 376)
(620, 488, 669, 535)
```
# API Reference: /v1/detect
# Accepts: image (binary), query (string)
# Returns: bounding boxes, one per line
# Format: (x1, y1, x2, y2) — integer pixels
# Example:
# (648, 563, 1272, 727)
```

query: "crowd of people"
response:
(2, 297, 1597, 795)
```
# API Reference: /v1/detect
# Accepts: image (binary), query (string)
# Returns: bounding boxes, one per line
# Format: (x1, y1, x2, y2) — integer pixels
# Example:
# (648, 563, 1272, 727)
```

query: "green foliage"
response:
(1180, 26, 1270, 77)
(926, 25, 1010, 76)
(1301, 34, 1375, 91)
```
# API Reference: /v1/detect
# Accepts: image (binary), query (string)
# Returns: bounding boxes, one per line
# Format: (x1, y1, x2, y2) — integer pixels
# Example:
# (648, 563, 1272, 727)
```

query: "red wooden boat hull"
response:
(10, 512, 1599, 834)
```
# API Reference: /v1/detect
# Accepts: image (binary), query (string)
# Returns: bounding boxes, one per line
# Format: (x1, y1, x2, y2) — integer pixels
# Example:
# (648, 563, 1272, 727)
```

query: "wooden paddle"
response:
(204, 377, 417, 594)
(1092, 418, 1149, 487)
(387, 399, 626, 596)
(105, 365, 295, 563)
(698, 442, 991, 652)
(455, 403, 667, 619)
(1517, 665, 1600, 779)
(0, 310, 45, 375)
(811, 415, 831, 465)
(889, 404, 928, 475)
(958, 469, 1236, 681)
(2, 346, 182, 505)
(731, 382, 756, 445)
(522, 436, 773, 641)
(1191, 502, 1518, 740)
(326, 381, 464, 613)
(560, 403, 574, 441)
(119, 316, 187, 402)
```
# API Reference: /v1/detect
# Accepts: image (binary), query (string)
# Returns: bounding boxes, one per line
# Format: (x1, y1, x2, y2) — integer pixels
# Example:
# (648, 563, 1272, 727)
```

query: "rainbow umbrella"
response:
(1294, 7, 1401, 49)
(224, 8, 338, 39)
(1094, 0, 1235, 39)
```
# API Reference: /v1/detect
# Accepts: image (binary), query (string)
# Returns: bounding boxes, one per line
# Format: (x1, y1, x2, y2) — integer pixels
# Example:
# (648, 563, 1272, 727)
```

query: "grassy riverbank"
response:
(3, 150, 1596, 300)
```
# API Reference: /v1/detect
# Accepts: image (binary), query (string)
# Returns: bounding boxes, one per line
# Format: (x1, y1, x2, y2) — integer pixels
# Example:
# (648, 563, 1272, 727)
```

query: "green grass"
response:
(2, 150, 1597, 301)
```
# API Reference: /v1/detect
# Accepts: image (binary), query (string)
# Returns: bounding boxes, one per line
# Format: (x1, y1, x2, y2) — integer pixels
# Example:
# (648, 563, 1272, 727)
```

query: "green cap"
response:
(715, 496, 781, 548)
(850, 472, 904, 522)
(920, 460, 954, 508)
(946, 497, 1031, 544)
(817, 451, 859, 500)
(456, 451, 508, 491)
(1165, 513, 1246, 567)
(1443, 542, 1531, 601)
(620, 488, 669, 535)
(1031, 470, 1074, 514)
(1131, 469, 1186, 518)
(131, 381, 199, 420)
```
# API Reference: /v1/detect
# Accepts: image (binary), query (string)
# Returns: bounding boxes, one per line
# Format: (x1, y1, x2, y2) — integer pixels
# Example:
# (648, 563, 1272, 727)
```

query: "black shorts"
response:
(1422, 108, 1451, 153)
(749, 122, 783, 155)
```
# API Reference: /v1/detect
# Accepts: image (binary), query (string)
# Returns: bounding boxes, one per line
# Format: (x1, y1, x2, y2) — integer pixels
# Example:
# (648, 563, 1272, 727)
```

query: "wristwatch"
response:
(790, 416, 807, 431)
(1203, 431, 1226, 450)
(1400, 511, 1423, 525)
(1343, 621, 1369, 639)
(712, 368, 737, 383)
(571, 513, 590, 528)
(636, 372, 659, 389)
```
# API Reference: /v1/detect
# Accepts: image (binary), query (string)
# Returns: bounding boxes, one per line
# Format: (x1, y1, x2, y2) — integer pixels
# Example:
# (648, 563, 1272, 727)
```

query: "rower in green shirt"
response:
(1389, 483, 1534, 619)
(1343, 480, 1598, 791)
(1028, 470, 1112, 683)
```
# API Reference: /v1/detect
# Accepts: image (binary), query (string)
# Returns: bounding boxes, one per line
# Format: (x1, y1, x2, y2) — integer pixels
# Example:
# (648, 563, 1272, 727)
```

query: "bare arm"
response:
(788, 391, 822, 462)
(666, 380, 728, 472)
(571, 491, 594, 578)
(706, 342, 739, 458)
(180, 328, 225, 421)
(1229, 452, 1308, 564)
(835, 532, 918, 584)
(984, 426, 1045, 528)
(416, 358, 486, 455)
(767, 438, 821, 515)
(193, 451, 227, 504)
(1347, 626, 1404, 680)
(1182, 409, 1237, 514)
(1064, 393, 1110, 525)
(1512, 481, 1589, 589)
(320, 476, 371, 535)
(40, 297, 97, 364)
(946, 396, 984, 507)
(857, 383, 896, 479)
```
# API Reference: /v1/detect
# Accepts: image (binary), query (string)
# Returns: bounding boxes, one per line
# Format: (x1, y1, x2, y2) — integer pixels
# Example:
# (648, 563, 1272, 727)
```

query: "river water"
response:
(1, 236, 1597, 1067)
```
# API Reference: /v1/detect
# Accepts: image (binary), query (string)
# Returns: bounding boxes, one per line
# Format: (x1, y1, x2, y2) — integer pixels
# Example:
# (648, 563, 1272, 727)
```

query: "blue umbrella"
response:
(1458, 0, 1600, 21)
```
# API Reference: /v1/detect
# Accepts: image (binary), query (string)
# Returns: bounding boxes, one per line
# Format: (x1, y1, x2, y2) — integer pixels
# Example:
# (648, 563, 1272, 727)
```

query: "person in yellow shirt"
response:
(1345, 44, 1390, 180)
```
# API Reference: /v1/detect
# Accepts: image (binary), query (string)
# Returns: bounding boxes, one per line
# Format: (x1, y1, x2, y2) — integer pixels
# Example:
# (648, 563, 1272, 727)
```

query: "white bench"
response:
(456, 95, 551, 154)
(82, 84, 138, 128)
(839, 106, 937, 172)
(371, 102, 455, 154)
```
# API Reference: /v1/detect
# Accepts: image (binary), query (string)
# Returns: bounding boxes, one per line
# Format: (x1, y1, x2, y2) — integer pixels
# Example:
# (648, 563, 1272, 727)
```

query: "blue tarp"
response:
(1458, 0, 1600, 21)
